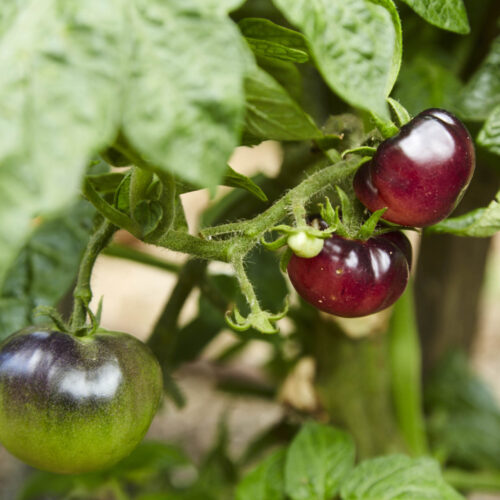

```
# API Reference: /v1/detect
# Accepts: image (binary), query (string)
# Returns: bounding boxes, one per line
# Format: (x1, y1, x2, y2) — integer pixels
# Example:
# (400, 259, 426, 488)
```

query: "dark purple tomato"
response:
(287, 232, 411, 317)
(354, 108, 475, 227)
(0, 327, 162, 474)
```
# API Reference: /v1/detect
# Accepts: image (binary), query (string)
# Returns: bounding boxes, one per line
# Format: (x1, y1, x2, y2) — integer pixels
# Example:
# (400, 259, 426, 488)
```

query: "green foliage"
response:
(122, 2, 247, 190)
(240, 18, 310, 63)
(0, 0, 124, 287)
(340, 455, 464, 499)
(272, 0, 402, 118)
(394, 56, 462, 115)
(285, 422, 355, 500)
(236, 448, 286, 500)
(244, 65, 322, 141)
(457, 36, 500, 121)
(397, 0, 470, 34)
(0, 201, 94, 341)
(427, 189, 500, 236)
(478, 105, 500, 155)
(235, 423, 463, 500)
(425, 352, 500, 469)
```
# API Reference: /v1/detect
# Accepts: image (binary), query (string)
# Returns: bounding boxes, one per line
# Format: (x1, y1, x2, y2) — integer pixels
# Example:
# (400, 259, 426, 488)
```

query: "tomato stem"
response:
(70, 219, 117, 334)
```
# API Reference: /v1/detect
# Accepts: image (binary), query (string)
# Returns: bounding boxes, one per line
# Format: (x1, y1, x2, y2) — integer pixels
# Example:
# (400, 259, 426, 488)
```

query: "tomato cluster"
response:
(288, 109, 474, 318)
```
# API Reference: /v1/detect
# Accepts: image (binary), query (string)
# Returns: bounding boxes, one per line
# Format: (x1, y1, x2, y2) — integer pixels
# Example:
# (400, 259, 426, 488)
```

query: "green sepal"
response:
(358, 207, 388, 239)
(341, 146, 377, 159)
(261, 234, 289, 251)
(33, 306, 68, 333)
(225, 300, 288, 335)
(280, 247, 293, 273)
(388, 97, 411, 126)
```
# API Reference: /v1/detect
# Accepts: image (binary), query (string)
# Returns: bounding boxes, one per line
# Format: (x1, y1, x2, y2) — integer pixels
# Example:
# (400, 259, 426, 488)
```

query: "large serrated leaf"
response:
(123, 1, 246, 189)
(456, 36, 500, 121)
(236, 448, 286, 500)
(0, 201, 94, 341)
(244, 65, 321, 141)
(397, 0, 470, 34)
(285, 422, 355, 500)
(478, 105, 500, 156)
(340, 455, 464, 500)
(272, 0, 402, 118)
(427, 189, 500, 237)
(0, 0, 125, 287)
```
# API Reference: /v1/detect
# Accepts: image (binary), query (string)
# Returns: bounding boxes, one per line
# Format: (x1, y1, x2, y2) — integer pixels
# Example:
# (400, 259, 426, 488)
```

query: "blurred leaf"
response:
(0, 0, 125, 287)
(272, 0, 402, 118)
(285, 422, 355, 500)
(397, 0, 470, 34)
(224, 166, 268, 202)
(244, 65, 322, 141)
(236, 448, 286, 500)
(257, 56, 303, 102)
(123, 1, 246, 189)
(478, 105, 500, 156)
(427, 189, 500, 237)
(240, 17, 309, 63)
(425, 352, 500, 469)
(244, 245, 288, 313)
(0, 201, 94, 341)
(394, 56, 462, 116)
(87, 172, 127, 194)
(456, 36, 500, 121)
(340, 455, 464, 499)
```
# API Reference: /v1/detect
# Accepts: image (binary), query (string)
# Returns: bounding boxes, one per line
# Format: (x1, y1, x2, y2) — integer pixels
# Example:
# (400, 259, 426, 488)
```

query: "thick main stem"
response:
(70, 219, 117, 333)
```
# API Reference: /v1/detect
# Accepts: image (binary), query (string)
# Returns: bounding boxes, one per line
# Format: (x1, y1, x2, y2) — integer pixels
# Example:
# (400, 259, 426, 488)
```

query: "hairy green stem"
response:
(233, 257, 260, 314)
(70, 219, 117, 333)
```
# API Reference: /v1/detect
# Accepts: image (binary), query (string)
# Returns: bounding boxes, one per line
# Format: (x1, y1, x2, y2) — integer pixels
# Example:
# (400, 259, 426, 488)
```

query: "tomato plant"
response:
(0, 0, 499, 499)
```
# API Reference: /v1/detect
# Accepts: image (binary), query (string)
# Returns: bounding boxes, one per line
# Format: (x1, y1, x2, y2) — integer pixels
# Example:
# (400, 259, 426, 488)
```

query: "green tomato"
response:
(0, 327, 162, 474)
(287, 231, 324, 258)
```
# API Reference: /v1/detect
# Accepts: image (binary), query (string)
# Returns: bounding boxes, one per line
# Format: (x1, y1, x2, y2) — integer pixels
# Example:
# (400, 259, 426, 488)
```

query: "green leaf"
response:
(397, 0, 470, 34)
(236, 448, 286, 500)
(272, 0, 402, 118)
(285, 422, 355, 500)
(0, 0, 124, 287)
(394, 56, 462, 116)
(340, 455, 464, 500)
(239, 18, 309, 63)
(224, 166, 268, 202)
(123, 1, 246, 189)
(456, 36, 500, 121)
(244, 65, 322, 141)
(478, 105, 500, 156)
(425, 352, 500, 469)
(427, 189, 500, 237)
(0, 201, 94, 341)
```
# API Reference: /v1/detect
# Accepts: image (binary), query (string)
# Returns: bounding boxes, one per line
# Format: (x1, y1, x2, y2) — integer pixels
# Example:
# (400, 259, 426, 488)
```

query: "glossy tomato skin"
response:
(287, 232, 410, 317)
(354, 108, 475, 227)
(0, 328, 162, 474)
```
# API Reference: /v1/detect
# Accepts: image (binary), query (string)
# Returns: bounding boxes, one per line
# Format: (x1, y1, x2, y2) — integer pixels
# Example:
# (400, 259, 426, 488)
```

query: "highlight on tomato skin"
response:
(287, 232, 411, 318)
(354, 108, 475, 227)
(0, 327, 163, 475)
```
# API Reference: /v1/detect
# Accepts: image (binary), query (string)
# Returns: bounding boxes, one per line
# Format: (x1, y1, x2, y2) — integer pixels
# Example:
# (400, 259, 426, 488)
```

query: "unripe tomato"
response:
(0, 327, 162, 474)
